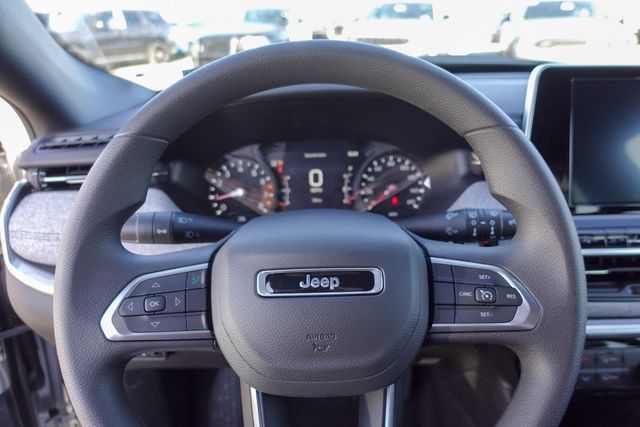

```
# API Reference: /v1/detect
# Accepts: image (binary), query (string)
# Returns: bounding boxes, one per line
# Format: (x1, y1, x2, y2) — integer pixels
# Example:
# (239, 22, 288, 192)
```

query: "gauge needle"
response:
(360, 177, 419, 211)
(367, 184, 398, 210)
(214, 177, 272, 215)
(212, 188, 245, 202)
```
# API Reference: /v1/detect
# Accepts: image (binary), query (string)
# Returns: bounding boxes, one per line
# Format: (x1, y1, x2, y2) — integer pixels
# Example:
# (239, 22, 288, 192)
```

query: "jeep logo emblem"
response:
(256, 268, 383, 297)
(299, 274, 340, 291)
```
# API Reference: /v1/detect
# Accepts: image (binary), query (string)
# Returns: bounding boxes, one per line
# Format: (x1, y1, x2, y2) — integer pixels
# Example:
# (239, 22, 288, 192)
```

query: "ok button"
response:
(144, 296, 166, 313)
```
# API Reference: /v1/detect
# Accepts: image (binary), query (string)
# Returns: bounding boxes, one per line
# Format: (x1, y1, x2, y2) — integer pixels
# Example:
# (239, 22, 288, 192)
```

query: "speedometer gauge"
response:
(353, 152, 431, 218)
(205, 157, 276, 223)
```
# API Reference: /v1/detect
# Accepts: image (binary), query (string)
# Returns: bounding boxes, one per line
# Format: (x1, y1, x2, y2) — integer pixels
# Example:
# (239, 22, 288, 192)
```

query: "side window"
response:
(124, 11, 142, 27)
(91, 11, 114, 31)
(0, 97, 30, 197)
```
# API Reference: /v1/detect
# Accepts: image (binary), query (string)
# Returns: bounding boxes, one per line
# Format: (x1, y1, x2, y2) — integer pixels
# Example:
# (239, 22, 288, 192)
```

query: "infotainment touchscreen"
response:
(570, 79, 640, 207)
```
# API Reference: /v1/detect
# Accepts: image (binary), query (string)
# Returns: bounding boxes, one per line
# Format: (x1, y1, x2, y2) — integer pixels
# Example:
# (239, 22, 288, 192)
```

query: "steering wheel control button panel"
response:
(430, 258, 540, 332)
(101, 264, 213, 341)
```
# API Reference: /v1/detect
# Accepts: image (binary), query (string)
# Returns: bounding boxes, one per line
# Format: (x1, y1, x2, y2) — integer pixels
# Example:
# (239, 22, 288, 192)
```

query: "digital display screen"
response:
(570, 79, 640, 206)
(263, 141, 362, 210)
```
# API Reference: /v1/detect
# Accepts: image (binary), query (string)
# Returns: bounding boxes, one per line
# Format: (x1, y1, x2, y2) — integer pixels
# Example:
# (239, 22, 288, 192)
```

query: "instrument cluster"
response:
(204, 141, 432, 223)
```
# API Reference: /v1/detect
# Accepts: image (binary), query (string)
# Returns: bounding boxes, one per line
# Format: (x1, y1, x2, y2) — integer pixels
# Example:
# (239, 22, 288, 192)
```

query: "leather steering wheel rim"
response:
(54, 41, 586, 426)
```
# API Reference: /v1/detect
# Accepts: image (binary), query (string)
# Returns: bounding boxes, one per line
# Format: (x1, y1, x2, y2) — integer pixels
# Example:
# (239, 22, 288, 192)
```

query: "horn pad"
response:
(211, 210, 428, 397)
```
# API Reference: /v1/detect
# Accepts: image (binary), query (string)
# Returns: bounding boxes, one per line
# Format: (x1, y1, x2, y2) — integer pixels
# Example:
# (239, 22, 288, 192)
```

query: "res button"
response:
(495, 287, 522, 306)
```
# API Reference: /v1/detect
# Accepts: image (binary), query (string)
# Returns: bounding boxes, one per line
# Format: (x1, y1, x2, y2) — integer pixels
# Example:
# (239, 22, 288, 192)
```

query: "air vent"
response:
(580, 228, 640, 301)
(30, 165, 92, 189)
(37, 133, 113, 151)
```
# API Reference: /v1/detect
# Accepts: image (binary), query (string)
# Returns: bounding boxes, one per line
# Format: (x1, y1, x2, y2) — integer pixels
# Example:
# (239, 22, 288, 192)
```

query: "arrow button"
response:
(125, 313, 186, 333)
(118, 296, 145, 317)
(130, 273, 187, 296)
(161, 291, 186, 313)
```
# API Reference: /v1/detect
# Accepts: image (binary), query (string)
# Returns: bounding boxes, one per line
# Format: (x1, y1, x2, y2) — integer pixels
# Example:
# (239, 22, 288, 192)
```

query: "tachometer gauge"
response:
(353, 152, 431, 218)
(205, 157, 276, 223)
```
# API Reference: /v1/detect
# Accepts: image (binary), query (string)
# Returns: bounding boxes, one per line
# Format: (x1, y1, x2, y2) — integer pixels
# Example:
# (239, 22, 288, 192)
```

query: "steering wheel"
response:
(54, 41, 585, 426)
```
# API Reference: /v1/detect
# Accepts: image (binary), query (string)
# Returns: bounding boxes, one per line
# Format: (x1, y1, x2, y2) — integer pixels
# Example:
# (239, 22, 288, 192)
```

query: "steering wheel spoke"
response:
(242, 382, 401, 427)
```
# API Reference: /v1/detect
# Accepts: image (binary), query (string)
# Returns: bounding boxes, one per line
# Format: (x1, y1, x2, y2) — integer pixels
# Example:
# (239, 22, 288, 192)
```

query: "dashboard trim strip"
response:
(586, 320, 640, 339)
(582, 247, 640, 257)
(1, 180, 55, 296)
(522, 63, 552, 138)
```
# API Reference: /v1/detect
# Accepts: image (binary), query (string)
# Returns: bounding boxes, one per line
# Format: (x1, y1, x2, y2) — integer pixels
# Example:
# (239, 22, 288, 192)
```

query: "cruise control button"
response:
(433, 282, 454, 305)
(186, 288, 207, 312)
(186, 312, 209, 331)
(186, 269, 207, 289)
(455, 306, 517, 323)
(495, 287, 522, 306)
(455, 284, 479, 305)
(125, 313, 186, 333)
(474, 287, 496, 303)
(162, 291, 186, 313)
(131, 273, 186, 296)
(144, 296, 166, 313)
(118, 296, 145, 316)
(433, 306, 455, 324)
(452, 266, 509, 287)
(432, 263, 454, 283)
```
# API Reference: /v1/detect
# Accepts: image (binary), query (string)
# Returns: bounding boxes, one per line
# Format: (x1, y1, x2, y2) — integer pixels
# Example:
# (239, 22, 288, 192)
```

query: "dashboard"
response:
(7, 68, 640, 379)
(204, 141, 432, 223)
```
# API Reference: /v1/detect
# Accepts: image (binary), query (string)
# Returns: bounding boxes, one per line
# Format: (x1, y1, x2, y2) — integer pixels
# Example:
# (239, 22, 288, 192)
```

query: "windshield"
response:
(27, 0, 640, 90)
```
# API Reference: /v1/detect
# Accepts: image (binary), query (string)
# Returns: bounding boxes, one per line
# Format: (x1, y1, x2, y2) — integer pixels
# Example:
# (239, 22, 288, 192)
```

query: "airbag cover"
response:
(211, 210, 428, 396)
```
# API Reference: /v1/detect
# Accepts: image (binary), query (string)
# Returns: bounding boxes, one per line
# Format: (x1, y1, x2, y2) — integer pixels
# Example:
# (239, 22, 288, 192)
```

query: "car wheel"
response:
(147, 42, 170, 64)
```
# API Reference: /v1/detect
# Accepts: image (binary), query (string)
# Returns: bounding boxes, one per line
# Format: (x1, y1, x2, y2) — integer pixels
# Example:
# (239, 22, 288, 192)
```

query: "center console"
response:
(525, 64, 640, 391)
